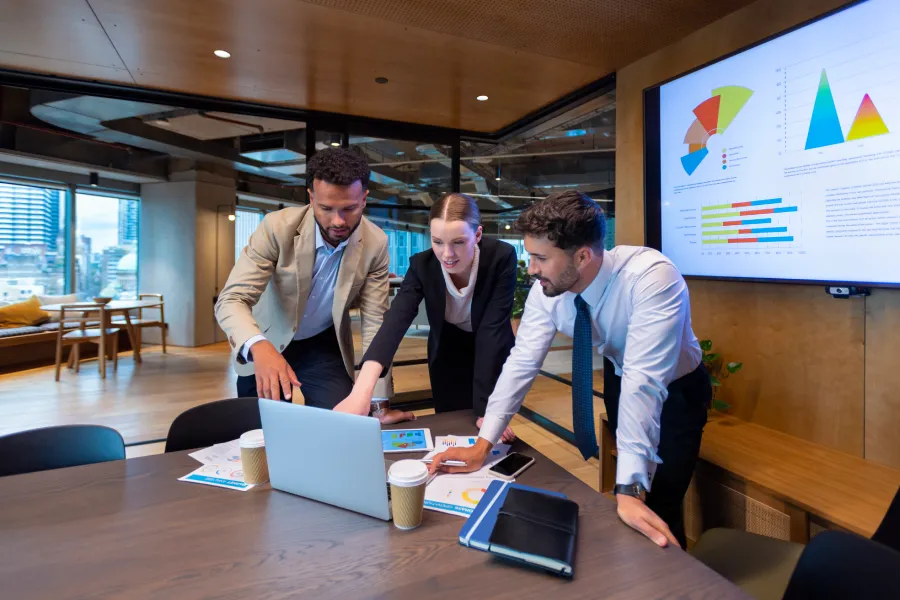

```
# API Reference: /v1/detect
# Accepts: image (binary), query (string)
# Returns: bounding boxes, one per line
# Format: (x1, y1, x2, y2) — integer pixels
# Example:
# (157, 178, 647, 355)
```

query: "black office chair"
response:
(872, 486, 900, 552)
(0, 424, 125, 478)
(692, 485, 900, 600)
(782, 530, 900, 599)
(165, 397, 262, 453)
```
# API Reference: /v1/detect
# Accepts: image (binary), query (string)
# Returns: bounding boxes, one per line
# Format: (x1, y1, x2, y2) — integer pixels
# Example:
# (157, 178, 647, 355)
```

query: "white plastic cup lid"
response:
(388, 459, 429, 487)
(239, 429, 265, 449)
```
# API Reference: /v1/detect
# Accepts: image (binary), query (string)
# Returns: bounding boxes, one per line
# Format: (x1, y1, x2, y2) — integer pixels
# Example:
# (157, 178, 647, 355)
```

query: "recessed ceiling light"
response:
(504, 224, 511, 230)
(495, 176, 501, 181)
(375, 77, 389, 84)
(214, 49, 231, 58)
(227, 213, 236, 221)
(330, 141, 340, 147)
(476, 95, 489, 101)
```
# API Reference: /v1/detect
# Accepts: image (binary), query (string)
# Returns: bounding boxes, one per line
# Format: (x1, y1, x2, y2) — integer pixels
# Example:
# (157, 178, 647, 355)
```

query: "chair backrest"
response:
(872, 486, 900, 552)
(0, 425, 125, 478)
(782, 530, 900, 599)
(165, 397, 262, 453)
(58, 304, 104, 336)
(138, 293, 164, 321)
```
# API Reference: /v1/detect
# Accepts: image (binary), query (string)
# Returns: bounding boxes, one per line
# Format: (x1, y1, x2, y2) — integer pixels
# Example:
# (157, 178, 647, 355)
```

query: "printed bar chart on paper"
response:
(680, 85, 754, 175)
(700, 196, 803, 247)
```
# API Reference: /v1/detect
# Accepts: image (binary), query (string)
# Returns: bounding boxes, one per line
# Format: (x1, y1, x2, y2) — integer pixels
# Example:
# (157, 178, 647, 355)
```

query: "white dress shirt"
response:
(479, 245, 702, 491)
(241, 225, 348, 360)
(441, 244, 479, 333)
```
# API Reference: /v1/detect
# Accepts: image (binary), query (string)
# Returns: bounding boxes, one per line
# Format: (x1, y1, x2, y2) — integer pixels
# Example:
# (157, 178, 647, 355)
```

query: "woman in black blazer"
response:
(335, 193, 517, 440)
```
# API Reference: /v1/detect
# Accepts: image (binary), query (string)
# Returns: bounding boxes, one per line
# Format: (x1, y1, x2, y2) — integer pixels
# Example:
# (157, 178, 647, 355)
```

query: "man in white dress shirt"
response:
(431, 190, 710, 549)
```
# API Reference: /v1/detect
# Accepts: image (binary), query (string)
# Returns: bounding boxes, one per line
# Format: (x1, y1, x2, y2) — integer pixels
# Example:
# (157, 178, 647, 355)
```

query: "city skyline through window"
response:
(76, 193, 139, 300)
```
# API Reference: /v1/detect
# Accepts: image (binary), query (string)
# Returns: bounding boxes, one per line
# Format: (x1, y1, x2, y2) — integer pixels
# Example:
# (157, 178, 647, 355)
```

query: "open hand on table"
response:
(376, 408, 416, 425)
(476, 417, 515, 443)
(616, 494, 680, 548)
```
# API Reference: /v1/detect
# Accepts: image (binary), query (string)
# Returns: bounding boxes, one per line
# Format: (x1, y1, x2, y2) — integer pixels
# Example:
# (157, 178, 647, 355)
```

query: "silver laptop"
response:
(258, 399, 392, 521)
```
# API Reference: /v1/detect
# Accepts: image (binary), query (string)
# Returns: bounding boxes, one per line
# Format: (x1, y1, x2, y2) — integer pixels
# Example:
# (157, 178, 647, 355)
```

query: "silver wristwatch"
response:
(370, 397, 390, 417)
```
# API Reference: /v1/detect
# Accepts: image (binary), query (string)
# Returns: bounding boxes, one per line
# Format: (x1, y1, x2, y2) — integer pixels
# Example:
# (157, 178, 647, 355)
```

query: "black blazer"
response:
(362, 237, 518, 416)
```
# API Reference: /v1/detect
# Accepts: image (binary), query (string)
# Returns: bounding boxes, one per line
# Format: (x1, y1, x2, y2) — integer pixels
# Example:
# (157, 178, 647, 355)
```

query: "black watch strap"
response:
(613, 483, 644, 498)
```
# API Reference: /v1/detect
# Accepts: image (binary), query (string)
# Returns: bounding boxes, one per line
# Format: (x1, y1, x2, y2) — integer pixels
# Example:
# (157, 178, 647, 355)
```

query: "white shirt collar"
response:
(574, 250, 613, 309)
(315, 223, 349, 254)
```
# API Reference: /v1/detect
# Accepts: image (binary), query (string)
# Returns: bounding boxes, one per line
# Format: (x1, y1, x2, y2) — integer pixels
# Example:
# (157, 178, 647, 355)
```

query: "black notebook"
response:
(487, 487, 579, 577)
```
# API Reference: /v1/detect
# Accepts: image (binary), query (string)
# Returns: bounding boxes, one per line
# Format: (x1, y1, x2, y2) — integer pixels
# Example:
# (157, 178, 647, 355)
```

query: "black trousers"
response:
(603, 357, 710, 549)
(429, 323, 477, 414)
(236, 326, 353, 409)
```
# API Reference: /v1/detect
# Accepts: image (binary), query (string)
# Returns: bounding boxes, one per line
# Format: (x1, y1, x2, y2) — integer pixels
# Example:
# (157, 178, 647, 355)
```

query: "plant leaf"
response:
(699, 340, 712, 352)
(705, 353, 720, 363)
(710, 375, 722, 386)
(712, 400, 731, 411)
(726, 362, 743, 374)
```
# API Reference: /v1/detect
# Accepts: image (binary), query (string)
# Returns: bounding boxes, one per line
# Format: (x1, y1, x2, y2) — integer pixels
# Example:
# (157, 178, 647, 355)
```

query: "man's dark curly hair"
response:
(515, 190, 606, 252)
(306, 147, 371, 188)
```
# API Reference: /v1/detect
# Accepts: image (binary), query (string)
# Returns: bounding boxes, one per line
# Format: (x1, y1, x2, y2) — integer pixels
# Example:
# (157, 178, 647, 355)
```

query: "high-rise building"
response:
(0, 183, 61, 251)
(117, 200, 138, 246)
(0, 183, 66, 296)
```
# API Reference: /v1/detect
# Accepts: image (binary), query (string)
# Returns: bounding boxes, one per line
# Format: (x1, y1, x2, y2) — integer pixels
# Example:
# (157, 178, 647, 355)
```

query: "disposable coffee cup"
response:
(388, 460, 429, 530)
(239, 429, 269, 485)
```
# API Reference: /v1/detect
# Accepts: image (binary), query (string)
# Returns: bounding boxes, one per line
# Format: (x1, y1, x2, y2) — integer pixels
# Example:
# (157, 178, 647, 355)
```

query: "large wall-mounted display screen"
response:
(646, 0, 900, 286)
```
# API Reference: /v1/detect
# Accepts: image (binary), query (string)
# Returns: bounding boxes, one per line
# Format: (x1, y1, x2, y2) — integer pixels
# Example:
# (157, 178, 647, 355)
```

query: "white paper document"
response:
(188, 440, 241, 465)
(181, 439, 254, 491)
(424, 475, 496, 517)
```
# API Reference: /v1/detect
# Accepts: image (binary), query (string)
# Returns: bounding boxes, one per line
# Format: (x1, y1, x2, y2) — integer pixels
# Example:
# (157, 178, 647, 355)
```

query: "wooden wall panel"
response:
(689, 279, 865, 455)
(613, 0, 885, 456)
(863, 290, 900, 468)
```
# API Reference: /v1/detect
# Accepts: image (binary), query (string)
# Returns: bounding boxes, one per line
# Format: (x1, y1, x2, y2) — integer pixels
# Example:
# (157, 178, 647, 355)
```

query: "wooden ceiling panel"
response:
(0, 0, 132, 83)
(86, 0, 603, 131)
(302, 0, 759, 69)
(0, 0, 759, 131)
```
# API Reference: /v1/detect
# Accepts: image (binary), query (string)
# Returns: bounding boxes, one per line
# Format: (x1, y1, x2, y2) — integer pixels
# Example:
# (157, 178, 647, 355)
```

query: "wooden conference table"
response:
(0, 412, 745, 599)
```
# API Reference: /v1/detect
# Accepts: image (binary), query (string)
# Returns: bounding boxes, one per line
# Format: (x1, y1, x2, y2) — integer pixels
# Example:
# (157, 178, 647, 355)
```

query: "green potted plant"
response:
(700, 339, 743, 412)
(511, 260, 532, 333)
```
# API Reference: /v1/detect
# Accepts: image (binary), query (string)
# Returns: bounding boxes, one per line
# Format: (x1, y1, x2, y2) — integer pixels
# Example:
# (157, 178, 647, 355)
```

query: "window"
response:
(235, 208, 264, 261)
(0, 182, 66, 303)
(497, 238, 530, 265)
(75, 193, 139, 300)
(385, 228, 428, 276)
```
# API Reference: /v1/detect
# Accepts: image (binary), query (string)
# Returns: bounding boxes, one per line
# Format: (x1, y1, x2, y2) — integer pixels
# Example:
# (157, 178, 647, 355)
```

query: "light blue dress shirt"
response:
(241, 225, 348, 360)
(479, 246, 702, 491)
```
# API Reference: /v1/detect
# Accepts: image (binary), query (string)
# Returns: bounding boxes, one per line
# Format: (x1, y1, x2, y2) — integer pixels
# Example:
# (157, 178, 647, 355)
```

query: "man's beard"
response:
(319, 221, 357, 246)
(537, 262, 580, 297)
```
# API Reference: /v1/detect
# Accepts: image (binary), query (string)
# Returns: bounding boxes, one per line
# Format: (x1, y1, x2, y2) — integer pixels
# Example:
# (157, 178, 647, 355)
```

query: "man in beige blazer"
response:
(216, 147, 394, 408)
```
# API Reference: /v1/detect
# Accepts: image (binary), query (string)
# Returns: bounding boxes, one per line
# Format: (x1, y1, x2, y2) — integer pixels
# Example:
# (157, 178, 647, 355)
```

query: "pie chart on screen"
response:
(681, 85, 754, 175)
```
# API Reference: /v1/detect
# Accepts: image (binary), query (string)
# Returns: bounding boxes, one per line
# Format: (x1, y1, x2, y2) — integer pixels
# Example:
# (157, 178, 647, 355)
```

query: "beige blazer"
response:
(215, 206, 393, 397)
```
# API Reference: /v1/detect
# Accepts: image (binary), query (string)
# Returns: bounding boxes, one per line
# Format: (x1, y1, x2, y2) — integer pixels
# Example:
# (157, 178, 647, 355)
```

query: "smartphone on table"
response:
(488, 452, 535, 480)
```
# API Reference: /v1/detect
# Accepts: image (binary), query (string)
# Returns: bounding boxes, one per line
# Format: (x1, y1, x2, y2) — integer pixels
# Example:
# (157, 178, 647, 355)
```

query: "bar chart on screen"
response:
(699, 194, 804, 254)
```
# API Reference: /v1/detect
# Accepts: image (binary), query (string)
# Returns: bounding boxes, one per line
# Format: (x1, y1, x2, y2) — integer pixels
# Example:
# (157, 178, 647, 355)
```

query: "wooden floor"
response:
(2, 335, 602, 492)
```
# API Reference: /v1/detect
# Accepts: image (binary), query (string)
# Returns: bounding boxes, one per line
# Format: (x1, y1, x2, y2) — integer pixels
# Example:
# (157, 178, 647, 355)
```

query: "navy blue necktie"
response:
(573, 295, 599, 460)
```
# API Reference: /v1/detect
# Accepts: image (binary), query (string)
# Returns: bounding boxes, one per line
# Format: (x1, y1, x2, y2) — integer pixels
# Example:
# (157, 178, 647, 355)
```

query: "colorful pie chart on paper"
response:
(681, 85, 754, 175)
(461, 487, 487, 505)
